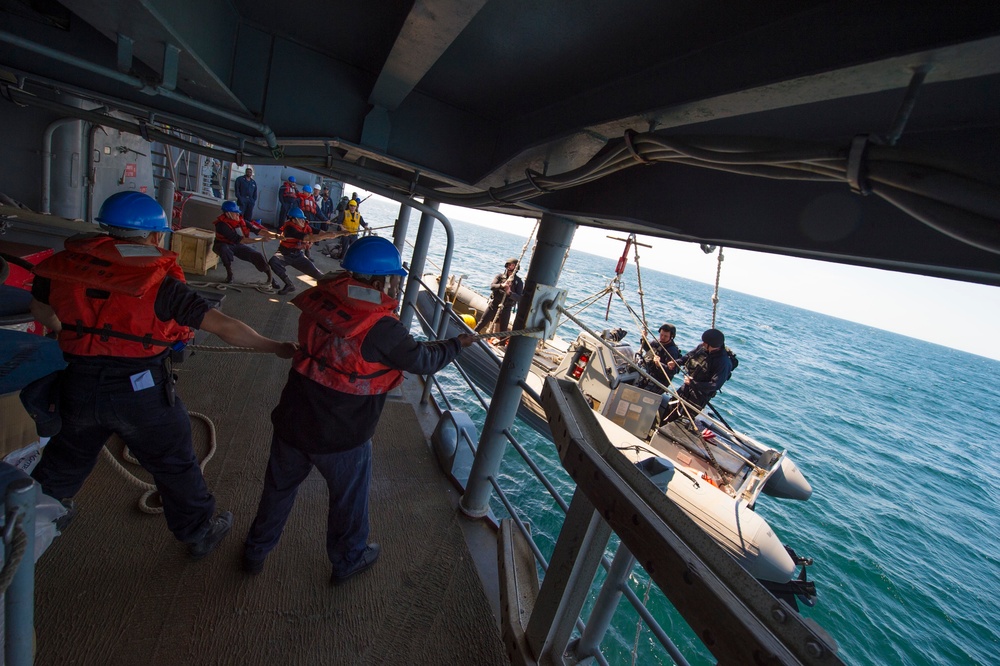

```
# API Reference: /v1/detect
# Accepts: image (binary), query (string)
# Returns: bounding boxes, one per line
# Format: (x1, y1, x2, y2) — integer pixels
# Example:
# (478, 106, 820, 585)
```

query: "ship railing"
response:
(408, 278, 693, 666)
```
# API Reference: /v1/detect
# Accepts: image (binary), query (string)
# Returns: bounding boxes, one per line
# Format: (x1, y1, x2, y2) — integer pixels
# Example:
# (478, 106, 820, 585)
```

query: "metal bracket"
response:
(525, 284, 566, 340)
(161, 44, 181, 92)
(116, 34, 133, 73)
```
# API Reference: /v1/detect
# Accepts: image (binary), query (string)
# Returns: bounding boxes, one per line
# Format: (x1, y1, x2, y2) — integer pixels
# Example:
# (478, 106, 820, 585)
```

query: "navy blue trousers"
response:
(31, 363, 215, 543)
(244, 435, 372, 573)
(213, 241, 269, 273)
(268, 248, 325, 282)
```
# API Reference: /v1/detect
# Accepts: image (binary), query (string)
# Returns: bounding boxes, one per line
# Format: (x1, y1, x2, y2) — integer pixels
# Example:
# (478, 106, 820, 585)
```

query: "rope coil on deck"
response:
(100, 411, 218, 514)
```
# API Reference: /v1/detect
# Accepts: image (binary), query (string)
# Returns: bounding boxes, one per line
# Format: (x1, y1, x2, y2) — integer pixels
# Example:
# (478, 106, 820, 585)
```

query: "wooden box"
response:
(170, 227, 219, 275)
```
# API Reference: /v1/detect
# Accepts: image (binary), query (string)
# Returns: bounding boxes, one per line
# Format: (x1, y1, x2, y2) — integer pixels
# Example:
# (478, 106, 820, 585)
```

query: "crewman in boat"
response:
(242, 236, 476, 581)
(213, 200, 278, 284)
(662, 327, 732, 423)
(474, 257, 524, 335)
(267, 207, 346, 295)
(26, 191, 297, 560)
(638, 322, 683, 390)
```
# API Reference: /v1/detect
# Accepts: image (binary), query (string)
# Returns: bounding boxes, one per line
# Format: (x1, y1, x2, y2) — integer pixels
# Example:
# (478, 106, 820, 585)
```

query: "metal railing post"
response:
(459, 213, 576, 517)
(399, 201, 440, 330)
(574, 544, 636, 659)
(423, 302, 454, 404)
(4, 477, 37, 666)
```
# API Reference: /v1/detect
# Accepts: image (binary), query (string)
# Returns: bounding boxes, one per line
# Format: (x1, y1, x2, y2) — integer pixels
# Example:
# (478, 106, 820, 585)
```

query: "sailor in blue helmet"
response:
(662, 327, 732, 423)
(28, 191, 297, 560)
(268, 206, 345, 295)
(277, 174, 299, 224)
(213, 200, 277, 284)
(243, 236, 475, 581)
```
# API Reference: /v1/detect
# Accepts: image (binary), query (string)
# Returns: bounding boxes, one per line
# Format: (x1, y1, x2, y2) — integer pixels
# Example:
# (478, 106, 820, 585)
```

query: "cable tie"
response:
(624, 129, 652, 164)
(524, 169, 552, 193)
(847, 134, 872, 195)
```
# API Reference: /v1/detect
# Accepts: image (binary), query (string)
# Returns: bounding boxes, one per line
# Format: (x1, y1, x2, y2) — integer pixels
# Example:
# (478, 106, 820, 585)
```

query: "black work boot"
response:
(277, 278, 295, 295)
(189, 510, 234, 560)
(224, 266, 234, 284)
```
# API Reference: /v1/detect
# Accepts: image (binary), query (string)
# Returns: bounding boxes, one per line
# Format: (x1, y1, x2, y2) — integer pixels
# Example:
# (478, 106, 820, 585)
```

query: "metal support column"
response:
(392, 203, 413, 257)
(459, 213, 577, 517)
(525, 488, 612, 664)
(4, 477, 37, 666)
(399, 200, 440, 330)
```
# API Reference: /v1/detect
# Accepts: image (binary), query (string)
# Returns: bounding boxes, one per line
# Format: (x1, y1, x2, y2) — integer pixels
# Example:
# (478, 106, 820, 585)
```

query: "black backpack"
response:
(725, 348, 738, 379)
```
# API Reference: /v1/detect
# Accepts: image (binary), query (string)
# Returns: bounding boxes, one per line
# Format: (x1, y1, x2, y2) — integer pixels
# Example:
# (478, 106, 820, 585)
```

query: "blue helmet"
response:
(302, 184, 313, 194)
(221, 200, 240, 213)
(287, 175, 296, 183)
(95, 192, 169, 234)
(342, 236, 407, 276)
(287, 207, 306, 219)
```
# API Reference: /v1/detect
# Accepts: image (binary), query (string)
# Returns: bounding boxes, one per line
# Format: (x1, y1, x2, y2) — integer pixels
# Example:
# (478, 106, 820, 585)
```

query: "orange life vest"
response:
(290, 272, 403, 395)
(33, 235, 193, 357)
(278, 220, 313, 250)
(214, 213, 248, 244)
(297, 193, 318, 216)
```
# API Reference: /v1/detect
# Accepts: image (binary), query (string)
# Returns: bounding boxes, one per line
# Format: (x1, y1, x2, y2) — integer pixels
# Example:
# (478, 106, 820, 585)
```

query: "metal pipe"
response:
(460, 212, 577, 517)
(0, 30, 281, 153)
(4, 477, 38, 666)
(399, 202, 440, 330)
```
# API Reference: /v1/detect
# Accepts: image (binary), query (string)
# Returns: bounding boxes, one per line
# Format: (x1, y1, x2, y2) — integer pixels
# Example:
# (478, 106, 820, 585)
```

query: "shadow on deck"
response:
(32, 257, 507, 665)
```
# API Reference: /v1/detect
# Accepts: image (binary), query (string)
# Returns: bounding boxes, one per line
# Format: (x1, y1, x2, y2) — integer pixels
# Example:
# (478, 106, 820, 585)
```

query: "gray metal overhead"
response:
(2, 0, 999, 284)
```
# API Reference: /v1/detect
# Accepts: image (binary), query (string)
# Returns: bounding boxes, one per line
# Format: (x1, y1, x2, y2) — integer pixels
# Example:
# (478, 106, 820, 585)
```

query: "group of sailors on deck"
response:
(23, 191, 475, 583)
(212, 179, 369, 295)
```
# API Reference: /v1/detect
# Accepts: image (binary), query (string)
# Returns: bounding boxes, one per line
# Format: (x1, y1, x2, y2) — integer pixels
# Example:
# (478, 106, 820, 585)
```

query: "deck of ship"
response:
(31, 249, 508, 665)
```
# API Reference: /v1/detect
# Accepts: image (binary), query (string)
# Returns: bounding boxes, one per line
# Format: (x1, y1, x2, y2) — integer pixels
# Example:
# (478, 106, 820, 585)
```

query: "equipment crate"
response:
(170, 228, 219, 275)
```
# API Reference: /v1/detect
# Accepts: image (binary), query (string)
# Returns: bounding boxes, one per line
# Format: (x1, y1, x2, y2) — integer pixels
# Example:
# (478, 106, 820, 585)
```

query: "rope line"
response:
(711, 247, 724, 328)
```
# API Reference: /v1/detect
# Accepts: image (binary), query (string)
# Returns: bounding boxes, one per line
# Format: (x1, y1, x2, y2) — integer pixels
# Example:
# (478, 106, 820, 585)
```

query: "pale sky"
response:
(437, 204, 1000, 362)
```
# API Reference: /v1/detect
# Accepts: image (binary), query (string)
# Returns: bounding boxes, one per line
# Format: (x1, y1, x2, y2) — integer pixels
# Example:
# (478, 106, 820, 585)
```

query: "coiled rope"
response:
(100, 411, 217, 514)
(94, 340, 261, 513)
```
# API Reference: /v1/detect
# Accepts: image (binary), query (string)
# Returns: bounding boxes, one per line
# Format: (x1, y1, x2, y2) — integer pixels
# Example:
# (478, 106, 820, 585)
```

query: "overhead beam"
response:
(369, 0, 489, 111)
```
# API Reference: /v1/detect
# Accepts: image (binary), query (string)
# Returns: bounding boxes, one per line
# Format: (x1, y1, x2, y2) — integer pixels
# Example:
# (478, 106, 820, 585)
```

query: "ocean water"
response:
(363, 197, 1000, 666)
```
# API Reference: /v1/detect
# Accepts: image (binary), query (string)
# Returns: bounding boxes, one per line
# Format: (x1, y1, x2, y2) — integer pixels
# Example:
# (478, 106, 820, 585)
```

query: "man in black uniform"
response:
(475, 257, 524, 334)
(638, 323, 682, 390)
(243, 236, 475, 582)
(233, 167, 258, 221)
(28, 191, 297, 560)
(662, 328, 732, 423)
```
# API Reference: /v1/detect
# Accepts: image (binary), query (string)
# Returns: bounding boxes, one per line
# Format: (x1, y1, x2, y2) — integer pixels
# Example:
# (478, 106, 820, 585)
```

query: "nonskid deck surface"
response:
(32, 253, 506, 665)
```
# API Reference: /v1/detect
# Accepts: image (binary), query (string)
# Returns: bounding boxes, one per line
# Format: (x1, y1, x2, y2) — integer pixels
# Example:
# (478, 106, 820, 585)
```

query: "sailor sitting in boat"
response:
(637, 322, 683, 390)
(661, 328, 731, 423)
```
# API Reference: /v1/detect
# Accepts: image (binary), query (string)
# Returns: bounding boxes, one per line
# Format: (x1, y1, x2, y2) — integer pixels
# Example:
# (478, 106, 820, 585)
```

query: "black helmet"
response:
(702, 328, 725, 347)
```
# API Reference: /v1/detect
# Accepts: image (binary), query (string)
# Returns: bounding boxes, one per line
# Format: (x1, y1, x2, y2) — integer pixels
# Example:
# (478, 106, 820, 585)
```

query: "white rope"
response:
(100, 411, 218, 514)
(711, 247, 724, 328)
